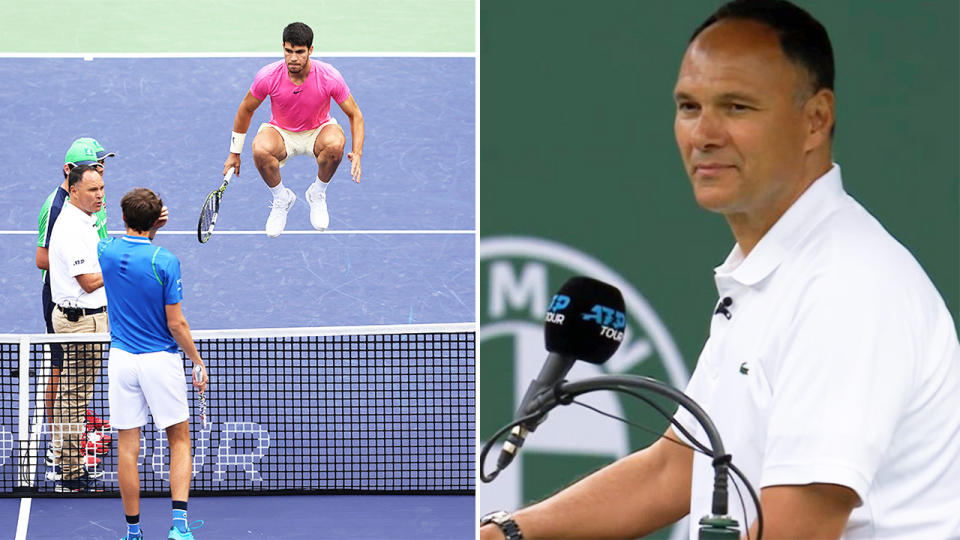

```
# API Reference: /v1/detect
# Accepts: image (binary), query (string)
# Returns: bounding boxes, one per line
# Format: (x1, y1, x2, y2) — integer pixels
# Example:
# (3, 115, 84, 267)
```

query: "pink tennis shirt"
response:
(250, 59, 351, 132)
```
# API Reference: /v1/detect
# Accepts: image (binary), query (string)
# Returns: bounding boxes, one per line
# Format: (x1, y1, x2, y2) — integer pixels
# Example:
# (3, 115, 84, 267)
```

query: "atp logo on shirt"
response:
(72, 259, 85, 266)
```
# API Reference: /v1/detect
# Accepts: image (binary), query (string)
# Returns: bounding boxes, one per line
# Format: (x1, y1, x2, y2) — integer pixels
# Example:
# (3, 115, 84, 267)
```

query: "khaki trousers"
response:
(51, 308, 108, 480)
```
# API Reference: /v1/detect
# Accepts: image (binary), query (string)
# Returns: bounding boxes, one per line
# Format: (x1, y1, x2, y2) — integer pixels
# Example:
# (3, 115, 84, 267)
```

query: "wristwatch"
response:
(480, 510, 524, 540)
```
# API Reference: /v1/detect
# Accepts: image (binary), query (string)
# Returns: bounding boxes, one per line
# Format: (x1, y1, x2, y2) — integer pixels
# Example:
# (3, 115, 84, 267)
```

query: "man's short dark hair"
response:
(68, 164, 100, 189)
(690, 0, 834, 97)
(283, 22, 313, 48)
(121, 188, 163, 232)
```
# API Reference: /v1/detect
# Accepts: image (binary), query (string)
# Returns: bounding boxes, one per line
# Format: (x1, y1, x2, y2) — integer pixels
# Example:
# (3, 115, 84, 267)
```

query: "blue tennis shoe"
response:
(167, 520, 203, 539)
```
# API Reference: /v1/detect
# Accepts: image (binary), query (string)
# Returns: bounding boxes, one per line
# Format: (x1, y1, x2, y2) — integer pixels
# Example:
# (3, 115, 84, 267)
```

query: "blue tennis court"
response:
(0, 56, 475, 332)
(3, 495, 473, 539)
(0, 54, 475, 539)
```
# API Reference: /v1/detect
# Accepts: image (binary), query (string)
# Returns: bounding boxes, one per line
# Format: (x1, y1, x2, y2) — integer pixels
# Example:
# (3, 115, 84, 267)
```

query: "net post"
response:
(17, 336, 30, 488)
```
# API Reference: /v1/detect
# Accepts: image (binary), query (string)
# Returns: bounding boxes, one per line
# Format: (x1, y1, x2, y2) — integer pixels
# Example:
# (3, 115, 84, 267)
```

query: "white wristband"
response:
(229, 131, 246, 154)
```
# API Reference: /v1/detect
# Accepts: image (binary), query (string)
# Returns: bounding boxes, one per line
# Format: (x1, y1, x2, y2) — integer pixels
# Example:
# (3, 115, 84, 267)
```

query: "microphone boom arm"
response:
(531, 374, 734, 519)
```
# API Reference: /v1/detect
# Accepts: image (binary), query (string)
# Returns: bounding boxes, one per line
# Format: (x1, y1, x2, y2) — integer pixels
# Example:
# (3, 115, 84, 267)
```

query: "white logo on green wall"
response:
(479, 236, 690, 539)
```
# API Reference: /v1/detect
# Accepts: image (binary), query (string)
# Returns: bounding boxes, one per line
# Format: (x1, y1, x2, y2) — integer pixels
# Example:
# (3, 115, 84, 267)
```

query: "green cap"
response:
(64, 137, 116, 166)
(82, 137, 116, 160)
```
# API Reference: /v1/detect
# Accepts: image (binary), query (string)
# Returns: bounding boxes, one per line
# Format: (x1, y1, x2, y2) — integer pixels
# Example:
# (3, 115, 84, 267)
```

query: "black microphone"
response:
(497, 276, 626, 471)
(714, 296, 732, 319)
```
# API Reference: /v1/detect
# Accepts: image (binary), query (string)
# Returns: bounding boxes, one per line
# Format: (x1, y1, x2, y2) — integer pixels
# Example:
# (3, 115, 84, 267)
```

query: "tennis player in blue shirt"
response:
(99, 188, 208, 540)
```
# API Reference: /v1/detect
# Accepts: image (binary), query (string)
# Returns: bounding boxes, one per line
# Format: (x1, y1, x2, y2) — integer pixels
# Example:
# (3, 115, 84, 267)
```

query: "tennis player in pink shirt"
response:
(223, 22, 365, 237)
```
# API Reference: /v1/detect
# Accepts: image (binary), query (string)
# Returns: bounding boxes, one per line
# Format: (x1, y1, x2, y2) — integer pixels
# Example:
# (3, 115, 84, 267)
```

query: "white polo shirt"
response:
(49, 201, 107, 309)
(675, 164, 960, 539)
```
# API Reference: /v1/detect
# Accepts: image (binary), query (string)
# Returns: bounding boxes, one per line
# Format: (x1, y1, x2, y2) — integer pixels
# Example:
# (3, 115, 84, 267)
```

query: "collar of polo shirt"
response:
(715, 164, 846, 288)
(66, 199, 100, 225)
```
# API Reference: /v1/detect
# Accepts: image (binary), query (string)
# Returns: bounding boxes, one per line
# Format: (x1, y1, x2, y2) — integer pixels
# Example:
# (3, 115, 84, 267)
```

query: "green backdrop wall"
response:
(479, 1, 958, 538)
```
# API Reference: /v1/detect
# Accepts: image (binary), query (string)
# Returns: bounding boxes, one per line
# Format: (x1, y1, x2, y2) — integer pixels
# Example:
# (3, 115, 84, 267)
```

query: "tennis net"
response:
(0, 323, 475, 496)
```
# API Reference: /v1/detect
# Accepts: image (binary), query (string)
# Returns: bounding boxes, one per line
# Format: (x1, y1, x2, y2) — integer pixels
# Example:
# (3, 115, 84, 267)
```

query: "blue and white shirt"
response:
(98, 235, 183, 354)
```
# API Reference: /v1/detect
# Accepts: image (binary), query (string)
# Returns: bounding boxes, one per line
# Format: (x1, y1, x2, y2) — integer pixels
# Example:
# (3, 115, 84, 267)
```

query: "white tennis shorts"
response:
(108, 348, 189, 430)
(257, 118, 340, 167)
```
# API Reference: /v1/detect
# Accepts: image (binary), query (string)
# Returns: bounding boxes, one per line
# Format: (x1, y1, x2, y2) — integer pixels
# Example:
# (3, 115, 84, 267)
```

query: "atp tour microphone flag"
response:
(545, 276, 626, 364)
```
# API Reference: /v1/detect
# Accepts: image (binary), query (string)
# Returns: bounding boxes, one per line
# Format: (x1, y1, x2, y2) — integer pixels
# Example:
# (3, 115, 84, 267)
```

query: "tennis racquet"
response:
(197, 169, 235, 243)
(193, 364, 209, 430)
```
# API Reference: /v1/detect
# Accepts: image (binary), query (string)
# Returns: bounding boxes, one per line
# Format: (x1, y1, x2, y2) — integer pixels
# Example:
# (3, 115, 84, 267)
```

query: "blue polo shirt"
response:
(98, 235, 183, 354)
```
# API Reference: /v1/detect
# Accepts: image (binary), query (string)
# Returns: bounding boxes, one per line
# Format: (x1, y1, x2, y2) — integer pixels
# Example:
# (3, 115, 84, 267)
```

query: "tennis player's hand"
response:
(155, 206, 169, 229)
(347, 152, 361, 182)
(192, 363, 208, 392)
(224, 153, 241, 177)
(148, 206, 169, 240)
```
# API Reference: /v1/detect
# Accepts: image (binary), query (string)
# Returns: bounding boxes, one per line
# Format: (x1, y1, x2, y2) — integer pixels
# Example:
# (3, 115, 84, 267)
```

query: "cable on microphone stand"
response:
(479, 375, 764, 540)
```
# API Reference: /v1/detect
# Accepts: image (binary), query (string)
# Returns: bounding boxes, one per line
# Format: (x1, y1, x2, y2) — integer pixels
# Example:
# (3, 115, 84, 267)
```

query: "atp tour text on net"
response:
(0, 421, 271, 483)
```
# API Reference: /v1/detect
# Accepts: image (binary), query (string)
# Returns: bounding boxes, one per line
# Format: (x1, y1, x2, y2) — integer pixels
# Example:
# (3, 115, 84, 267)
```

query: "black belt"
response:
(57, 305, 106, 316)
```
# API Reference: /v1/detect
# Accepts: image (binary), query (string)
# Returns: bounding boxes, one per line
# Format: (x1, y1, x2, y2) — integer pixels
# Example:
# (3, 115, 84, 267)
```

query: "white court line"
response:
(0, 51, 475, 58)
(0, 229, 474, 235)
(16, 497, 30, 540)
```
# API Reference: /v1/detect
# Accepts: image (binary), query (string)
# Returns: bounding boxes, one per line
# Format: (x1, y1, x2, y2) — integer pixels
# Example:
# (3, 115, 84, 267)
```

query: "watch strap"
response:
(481, 511, 524, 540)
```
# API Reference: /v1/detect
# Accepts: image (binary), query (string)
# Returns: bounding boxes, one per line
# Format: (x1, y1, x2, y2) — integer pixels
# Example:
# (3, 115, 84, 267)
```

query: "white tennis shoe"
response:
(305, 182, 330, 231)
(265, 188, 296, 238)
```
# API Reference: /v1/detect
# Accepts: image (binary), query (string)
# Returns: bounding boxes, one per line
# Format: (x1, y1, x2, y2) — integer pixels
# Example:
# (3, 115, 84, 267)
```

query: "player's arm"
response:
(338, 95, 364, 182)
(75, 272, 103, 292)
(37, 205, 51, 269)
(36, 246, 49, 270)
(232, 91, 262, 134)
(165, 302, 207, 392)
(744, 483, 858, 540)
(223, 91, 264, 176)
(480, 427, 693, 540)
